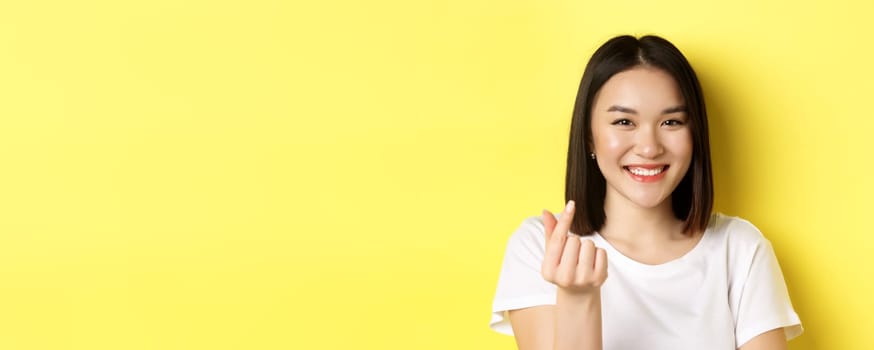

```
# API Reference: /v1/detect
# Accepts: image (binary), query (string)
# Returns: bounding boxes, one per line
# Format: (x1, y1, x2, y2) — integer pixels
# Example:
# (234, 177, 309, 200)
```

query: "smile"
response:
(623, 165, 668, 182)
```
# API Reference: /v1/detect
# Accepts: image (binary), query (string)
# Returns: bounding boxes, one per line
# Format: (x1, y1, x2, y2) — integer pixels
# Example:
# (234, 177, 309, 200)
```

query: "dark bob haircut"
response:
(566, 34, 713, 235)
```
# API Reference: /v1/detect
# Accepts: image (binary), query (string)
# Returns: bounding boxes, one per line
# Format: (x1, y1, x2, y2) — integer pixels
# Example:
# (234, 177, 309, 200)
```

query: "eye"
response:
(611, 119, 634, 126)
(662, 119, 685, 127)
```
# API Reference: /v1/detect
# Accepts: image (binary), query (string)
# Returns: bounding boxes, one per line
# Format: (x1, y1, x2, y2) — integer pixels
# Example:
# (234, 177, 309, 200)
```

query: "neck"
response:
(600, 193, 682, 242)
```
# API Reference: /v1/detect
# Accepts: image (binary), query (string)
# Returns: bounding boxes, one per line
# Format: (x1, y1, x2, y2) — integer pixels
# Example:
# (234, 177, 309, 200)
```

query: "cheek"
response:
(666, 132, 693, 160)
(593, 130, 628, 153)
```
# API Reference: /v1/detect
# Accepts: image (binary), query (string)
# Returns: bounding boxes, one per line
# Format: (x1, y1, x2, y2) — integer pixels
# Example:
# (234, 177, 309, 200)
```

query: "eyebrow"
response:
(606, 105, 687, 114)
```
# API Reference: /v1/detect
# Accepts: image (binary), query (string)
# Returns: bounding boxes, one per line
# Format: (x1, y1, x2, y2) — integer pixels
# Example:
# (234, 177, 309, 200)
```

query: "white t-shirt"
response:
(490, 212, 803, 349)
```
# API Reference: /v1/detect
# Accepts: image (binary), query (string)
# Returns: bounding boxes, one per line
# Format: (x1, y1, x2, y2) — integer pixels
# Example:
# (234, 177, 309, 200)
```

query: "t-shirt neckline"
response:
(590, 220, 715, 272)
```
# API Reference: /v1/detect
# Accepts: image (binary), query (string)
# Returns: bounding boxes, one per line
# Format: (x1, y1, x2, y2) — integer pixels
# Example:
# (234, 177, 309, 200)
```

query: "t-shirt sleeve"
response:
(489, 216, 558, 335)
(733, 226, 803, 346)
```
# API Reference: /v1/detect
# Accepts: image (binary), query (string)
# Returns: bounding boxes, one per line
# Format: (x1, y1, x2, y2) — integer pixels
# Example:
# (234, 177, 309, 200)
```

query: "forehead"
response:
(592, 67, 684, 111)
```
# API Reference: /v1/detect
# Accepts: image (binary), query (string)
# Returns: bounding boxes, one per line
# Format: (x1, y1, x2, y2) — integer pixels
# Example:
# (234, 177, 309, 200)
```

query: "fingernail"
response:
(566, 200, 575, 212)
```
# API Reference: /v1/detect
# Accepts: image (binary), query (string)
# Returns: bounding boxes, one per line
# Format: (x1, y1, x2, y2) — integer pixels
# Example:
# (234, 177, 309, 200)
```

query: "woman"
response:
(490, 35, 803, 350)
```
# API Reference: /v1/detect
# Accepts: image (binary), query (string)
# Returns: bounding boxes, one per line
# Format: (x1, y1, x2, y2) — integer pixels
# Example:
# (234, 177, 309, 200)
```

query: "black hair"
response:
(566, 35, 713, 235)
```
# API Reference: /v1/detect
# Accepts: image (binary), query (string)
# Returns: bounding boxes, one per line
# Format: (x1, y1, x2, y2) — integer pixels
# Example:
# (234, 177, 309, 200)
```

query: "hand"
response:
(541, 200, 608, 295)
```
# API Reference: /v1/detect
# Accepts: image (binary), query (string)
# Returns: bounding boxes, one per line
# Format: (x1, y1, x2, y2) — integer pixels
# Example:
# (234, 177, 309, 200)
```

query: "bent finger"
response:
(592, 248, 608, 285)
(559, 234, 581, 267)
(578, 239, 596, 270)
(557, 235, 581, 283)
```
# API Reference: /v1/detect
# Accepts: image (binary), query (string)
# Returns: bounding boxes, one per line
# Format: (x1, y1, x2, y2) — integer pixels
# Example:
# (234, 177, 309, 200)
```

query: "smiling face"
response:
(590, 66, 693, 210)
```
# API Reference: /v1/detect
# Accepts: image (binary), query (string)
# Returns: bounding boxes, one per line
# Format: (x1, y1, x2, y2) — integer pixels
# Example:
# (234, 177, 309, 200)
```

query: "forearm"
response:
(554, 289, 602, 350)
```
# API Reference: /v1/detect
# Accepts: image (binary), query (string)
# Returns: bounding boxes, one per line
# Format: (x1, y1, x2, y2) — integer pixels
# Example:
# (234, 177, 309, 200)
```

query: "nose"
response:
(633, 126, 664, 159)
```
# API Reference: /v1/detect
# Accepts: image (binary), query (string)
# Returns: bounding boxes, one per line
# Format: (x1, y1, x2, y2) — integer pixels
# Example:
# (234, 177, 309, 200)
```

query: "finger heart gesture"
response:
(541, 200, 608, 294)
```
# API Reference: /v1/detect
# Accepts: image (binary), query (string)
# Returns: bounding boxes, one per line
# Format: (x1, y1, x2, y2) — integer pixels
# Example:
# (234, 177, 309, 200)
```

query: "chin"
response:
(627, 194, 671, 209)
(631, 200, 666, 209)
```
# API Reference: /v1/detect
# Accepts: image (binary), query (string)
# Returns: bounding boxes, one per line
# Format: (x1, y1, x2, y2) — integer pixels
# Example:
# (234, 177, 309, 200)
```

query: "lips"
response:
(623, 165, 668, 182)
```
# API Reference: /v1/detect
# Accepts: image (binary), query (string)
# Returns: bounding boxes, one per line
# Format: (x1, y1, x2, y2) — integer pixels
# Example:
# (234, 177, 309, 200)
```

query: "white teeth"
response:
(628, 166, 665, 176)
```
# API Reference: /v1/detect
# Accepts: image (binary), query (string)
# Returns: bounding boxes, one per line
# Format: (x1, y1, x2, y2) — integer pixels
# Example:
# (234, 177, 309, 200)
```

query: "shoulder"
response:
(709, 213, 772, 248)
(708, 213, 777, 269)
(504, 215, 548, 257)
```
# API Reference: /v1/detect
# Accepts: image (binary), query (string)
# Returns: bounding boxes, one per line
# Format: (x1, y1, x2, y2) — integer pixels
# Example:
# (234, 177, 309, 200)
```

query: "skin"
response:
(591, 66, 696, 264)
(508, 66, 788, 350)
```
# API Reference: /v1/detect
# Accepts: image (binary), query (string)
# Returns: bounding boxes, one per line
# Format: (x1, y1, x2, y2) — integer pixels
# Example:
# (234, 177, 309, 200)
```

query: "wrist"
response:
(553, 288, 603, 350)
(556, 288, 600, 304)
(556, 288, 601, 317)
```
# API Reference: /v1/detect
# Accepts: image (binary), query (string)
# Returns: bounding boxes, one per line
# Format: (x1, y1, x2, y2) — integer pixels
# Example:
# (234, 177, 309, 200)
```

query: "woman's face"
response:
(590, 66, 693, 210)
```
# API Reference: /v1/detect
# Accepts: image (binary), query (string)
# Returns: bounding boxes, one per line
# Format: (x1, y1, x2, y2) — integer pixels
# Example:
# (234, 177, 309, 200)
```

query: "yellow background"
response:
(0, 0, 870, 349)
